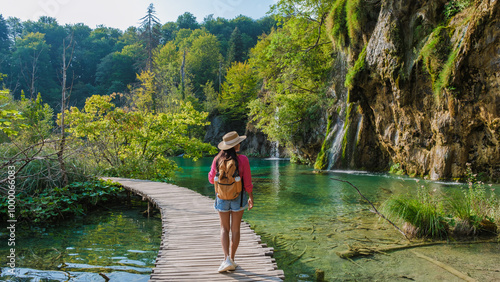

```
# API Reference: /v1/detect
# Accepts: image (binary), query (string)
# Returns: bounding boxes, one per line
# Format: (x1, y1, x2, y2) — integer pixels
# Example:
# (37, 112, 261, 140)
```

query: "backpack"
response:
(214, 158, 242, 200)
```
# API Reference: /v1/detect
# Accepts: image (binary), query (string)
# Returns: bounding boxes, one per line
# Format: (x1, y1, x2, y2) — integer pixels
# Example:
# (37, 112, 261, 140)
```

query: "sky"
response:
(0, 0, 278, 30)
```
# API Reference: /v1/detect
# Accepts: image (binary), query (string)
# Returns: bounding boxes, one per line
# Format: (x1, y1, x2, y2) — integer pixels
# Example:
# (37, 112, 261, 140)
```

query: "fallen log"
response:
(336, 239, 498, 259)
(411, 251, 476, 282)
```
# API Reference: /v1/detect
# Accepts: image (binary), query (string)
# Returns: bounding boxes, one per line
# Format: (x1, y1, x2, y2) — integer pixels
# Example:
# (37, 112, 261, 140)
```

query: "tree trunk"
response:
(58, 35, 74, 187)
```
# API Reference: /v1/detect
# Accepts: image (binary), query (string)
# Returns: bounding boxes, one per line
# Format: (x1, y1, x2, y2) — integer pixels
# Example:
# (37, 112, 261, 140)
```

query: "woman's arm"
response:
(208, 157, 217, 184)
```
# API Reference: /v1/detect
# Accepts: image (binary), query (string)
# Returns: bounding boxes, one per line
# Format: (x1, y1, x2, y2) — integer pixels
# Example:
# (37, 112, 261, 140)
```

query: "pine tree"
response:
(140, 3, 160, 70)
(226, 27, 245, 64)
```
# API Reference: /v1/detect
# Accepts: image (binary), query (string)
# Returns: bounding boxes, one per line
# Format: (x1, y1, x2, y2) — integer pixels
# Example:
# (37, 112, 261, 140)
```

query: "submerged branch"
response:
(337, 239, 498, 259)
(331, 178, 410, 242)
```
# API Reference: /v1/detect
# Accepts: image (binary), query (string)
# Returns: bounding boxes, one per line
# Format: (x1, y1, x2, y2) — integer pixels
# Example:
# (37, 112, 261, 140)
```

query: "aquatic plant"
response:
(383, 164, 499, 239)
(447, 164, 498, 236)
(383, 185, 448, 239)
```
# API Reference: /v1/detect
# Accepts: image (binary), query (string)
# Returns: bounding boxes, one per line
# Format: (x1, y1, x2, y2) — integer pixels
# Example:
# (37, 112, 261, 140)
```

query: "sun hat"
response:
(218, 131, 246, 150)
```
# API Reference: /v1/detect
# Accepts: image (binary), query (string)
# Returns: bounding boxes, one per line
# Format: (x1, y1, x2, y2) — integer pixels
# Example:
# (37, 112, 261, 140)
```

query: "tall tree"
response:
(140, 3, 161, 70)
(186, 34, 221, 99)
(176, 12, 200, 30)
(0, 15, 9, 53)
(226, 27, 245, 64)
(13, 32, 50, 98)
(58, 33, 75, 186)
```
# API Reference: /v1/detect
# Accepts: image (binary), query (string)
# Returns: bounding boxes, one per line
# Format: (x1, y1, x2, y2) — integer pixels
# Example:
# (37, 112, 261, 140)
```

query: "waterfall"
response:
(269, 141, 280, 159)
(327, 119, 346, 170)
(325, 51, 350, 170)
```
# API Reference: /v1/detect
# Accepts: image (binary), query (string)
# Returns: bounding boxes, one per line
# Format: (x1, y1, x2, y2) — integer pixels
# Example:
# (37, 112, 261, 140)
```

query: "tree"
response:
(0, 15, 9, 53)
(57, 33, 75, 186)
(220, 61, 259, 122)
(95, 43, 144, 94)
(12, 32, 50, 98)
(152, 41, 182, 105)
(65, 95, 217, 180)
(226, 27, 245, 64)
(161, 22, 178, 43)
(186, 34, 221, 99)
(140, 3, 161, 70)
(176, 12, 200, 30)
(248, 2, 333, 148)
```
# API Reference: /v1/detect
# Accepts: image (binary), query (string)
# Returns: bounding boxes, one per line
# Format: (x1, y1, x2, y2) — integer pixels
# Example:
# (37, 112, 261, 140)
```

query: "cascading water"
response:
(270, 141, 280, 159)
(325, 52, 350, 170)
(327, 119, 346, 170)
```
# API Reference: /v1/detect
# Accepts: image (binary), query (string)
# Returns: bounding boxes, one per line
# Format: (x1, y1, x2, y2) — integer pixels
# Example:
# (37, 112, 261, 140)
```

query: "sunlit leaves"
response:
(65, 95, 216, 180)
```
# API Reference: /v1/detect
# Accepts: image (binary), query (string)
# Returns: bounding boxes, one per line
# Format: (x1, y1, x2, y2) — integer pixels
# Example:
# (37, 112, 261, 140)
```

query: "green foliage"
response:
(0, 90, 25, 137)
(219, 61, 259, 121)
(327, 0, 348, 49)
(16, 93, 54, 143)
(176, 12, 200, 30)
(344, 44, 367, 89)
(227, 27, 246, 64)
(249, 10, 332, 149)
(383, 185, 448, 239)
(0, 179, 123, 223)
(202, 81, 219, 113)
(185, 33, 222, 97)
(95, 43, 145, 94)
(444, 0, 472, 20)
(65, 94, 217, 181)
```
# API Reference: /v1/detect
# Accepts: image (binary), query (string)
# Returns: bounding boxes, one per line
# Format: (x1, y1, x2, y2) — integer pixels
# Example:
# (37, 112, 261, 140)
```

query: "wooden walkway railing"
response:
(106, 177, 285, 281)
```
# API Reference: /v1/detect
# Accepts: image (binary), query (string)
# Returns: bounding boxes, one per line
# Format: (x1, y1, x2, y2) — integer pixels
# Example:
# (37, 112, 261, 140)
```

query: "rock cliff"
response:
(319, 0, 499, 181)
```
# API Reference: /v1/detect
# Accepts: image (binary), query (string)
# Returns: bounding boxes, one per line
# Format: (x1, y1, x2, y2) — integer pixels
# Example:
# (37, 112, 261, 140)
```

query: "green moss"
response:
(341, 103, 357, 162)
(328, 0, 364, 51)
(328, 0, 348, 50)
(314, 115, 333, 170)
(346, 0, 362, 47)
(436, 48, 459, 98)
(389, 163, 404, 175)
(345, 44, 367, 89)
(419, 25, 461, 103)
(444, 0, 472, 20)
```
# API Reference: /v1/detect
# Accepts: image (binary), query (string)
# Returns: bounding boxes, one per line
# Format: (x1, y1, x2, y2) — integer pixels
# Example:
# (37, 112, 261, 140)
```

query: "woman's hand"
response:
(248, 197, 253, 210)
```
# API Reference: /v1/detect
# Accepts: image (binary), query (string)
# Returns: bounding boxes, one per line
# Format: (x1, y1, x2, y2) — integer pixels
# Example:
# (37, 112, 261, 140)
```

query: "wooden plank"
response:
(105, 177, 284, 281)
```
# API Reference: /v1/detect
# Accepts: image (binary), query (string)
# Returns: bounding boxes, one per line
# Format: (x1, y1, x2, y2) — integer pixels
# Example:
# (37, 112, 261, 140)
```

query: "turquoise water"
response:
(174, 157, 500, 281)
(0, 201, 161, 281)
(2, 159, 498, 281)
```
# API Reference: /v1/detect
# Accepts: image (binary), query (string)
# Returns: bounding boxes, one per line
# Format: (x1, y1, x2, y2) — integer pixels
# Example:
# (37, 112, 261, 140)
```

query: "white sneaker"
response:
(228, 257, 238, 271)
(218, 257, 235, 272)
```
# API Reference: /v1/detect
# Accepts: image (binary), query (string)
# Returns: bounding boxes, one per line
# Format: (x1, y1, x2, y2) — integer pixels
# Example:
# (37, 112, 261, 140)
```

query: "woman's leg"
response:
(218, 211, 231, 259)
(230, 210, 244, 260)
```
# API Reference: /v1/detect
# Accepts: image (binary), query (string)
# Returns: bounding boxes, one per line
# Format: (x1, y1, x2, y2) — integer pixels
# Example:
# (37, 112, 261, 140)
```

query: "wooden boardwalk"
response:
(107, 177, 284, 281)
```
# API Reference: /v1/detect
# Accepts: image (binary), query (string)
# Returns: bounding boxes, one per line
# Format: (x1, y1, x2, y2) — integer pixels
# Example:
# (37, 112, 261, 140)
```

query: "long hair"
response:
(216, 147, 239, 168)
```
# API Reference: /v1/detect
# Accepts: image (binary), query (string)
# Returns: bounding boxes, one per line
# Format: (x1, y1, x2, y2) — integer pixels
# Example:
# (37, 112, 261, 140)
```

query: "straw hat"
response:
(218, 131, 246, 150)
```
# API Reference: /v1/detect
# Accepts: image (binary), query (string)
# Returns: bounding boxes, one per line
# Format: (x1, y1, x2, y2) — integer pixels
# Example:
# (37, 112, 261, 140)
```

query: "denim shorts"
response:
(214, 191, 248, 212)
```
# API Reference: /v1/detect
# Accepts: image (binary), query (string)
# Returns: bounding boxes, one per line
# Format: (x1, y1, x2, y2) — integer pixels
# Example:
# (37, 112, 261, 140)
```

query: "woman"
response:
(208, 131, 254, 273)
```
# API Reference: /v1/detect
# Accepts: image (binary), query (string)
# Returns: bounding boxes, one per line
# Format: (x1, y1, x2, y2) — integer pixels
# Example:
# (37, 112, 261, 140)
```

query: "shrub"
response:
(0, 179, 123, 223)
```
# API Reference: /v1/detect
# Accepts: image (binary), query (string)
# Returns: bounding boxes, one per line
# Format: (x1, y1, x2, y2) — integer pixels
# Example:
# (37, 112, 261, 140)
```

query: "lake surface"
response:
(0, 201, 161, 281)
(173, 157, 500, 281)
